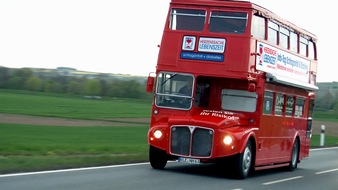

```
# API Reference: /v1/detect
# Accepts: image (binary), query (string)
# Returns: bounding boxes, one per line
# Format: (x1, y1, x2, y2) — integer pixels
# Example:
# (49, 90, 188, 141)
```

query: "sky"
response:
(0, 0, 335, 82)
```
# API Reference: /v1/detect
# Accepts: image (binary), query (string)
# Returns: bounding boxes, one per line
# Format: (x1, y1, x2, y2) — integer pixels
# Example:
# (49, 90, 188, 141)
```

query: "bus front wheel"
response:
(235, 141, 253, 179)
(149, 145, 168, 169)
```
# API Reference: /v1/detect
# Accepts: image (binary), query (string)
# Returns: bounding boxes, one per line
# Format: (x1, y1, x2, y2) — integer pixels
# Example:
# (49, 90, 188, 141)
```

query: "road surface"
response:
(1, 147, 337, 190)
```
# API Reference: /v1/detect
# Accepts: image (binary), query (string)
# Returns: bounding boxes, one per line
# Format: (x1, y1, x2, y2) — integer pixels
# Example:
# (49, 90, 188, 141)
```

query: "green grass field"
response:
(0, 90, 152, 173)
(0, 123, 149, 174)
(0, 89, 152, 119)
(0, 90, 337, 174)
(310, 135, 338, 148)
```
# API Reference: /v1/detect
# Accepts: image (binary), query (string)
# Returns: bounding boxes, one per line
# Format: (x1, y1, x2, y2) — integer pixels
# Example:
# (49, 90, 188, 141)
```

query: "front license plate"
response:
(177, 157, 200, 164)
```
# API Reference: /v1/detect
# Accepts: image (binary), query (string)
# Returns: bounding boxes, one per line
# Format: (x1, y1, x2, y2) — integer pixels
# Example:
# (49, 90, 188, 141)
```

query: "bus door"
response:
(256, 91, 271, 165)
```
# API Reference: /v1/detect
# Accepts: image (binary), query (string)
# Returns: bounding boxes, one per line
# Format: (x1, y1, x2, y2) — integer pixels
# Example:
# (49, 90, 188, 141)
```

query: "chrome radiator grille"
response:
(170, 126, 213, 157)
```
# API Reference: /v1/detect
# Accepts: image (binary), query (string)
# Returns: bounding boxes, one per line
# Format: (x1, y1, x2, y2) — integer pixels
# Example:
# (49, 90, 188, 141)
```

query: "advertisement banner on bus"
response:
(255, 42, 310, 83)
(198, 37, 226, 53)
(182, 36, 196, 51)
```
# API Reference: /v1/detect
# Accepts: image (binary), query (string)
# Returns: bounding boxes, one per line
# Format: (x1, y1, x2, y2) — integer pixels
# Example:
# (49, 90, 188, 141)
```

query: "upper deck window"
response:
(290, 31, 298, 53)
(209, 11, 248, 34)
(300, 36, 308, 56)
(279, 27, 289, 49)
(308, 41, 315, 59)
(170, 9, 206, 31)
(251, 15, 265, 39)
(268, 21, 278, 44)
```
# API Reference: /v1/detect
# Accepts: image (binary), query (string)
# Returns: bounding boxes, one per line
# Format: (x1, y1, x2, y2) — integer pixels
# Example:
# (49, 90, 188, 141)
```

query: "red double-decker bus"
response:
(146, 0, 318, 179)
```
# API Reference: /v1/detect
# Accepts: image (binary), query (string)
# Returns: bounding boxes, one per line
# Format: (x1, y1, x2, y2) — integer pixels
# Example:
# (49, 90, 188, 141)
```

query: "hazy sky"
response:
(0, 0, 335, 82)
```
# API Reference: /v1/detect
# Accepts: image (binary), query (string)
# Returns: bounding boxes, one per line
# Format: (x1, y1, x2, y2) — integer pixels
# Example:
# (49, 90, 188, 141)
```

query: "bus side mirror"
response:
(146, 76, 155, 92)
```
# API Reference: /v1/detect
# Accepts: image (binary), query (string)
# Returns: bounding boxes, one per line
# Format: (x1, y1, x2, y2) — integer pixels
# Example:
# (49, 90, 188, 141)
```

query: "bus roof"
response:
(170, 0, 317, 41)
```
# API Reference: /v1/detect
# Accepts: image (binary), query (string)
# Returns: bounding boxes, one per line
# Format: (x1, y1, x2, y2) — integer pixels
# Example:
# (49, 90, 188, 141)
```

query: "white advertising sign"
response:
(255, 42, 310, 83)
(182, 36, 196, 51)
(198, 37, 226, 53)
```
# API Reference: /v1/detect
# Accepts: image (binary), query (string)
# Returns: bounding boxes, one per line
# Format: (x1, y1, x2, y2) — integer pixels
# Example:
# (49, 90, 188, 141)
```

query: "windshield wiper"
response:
(161, 73, 177, 85)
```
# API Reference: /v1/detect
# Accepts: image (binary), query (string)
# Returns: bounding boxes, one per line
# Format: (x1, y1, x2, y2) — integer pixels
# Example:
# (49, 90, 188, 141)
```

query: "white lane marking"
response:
(310, 146, 338, 151)
(262, 176, 303, 185)
(315, 168, 338, 174)
(0, 162, 150, 178)
(0, 147, 337, 178)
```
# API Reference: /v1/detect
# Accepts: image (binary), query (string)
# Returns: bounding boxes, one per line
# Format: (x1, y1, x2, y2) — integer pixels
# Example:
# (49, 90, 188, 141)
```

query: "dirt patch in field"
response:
(1, 113, 337, 137)
(0, 113, 150, 127)
(312, 120, 338, 137)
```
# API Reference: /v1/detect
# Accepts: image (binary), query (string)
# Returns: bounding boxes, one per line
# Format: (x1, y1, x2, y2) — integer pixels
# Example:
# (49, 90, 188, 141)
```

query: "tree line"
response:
(315, 90, 338, 113)
(0, 67, 153, 100)
(1, 67, 338, 115)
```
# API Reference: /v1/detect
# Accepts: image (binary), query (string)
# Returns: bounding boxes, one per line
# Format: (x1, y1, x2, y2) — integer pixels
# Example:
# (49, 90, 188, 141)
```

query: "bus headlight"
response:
(154, 130, 163, 139)
(223, 135, 233, 145)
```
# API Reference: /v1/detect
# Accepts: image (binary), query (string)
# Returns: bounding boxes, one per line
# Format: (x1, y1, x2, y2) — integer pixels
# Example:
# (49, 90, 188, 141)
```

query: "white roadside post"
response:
(320, 125, 325, 146)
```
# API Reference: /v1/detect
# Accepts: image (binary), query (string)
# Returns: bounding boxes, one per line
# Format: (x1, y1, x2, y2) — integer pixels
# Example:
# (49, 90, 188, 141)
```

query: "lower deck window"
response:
(295, 98, 305, 117)
(221, 89, 257, 112)
(263, 91, 273, 114)
(274, 93, 284, 115)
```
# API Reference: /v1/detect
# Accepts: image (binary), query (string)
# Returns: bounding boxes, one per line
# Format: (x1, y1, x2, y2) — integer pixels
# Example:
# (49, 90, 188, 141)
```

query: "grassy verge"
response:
(1, 90, 338, 174)
(1, 123, 338, 174)
(0, 89, 152, 119)
(0, 124, 149, 174)
(310, 134, 338, 148)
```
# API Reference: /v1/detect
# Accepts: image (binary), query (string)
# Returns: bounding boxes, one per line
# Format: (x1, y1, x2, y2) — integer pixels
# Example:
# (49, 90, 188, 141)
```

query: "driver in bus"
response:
(178, 79, 193, 96)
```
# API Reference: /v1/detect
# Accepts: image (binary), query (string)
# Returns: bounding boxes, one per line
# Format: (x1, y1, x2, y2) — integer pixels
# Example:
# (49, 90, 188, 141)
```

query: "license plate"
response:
(177, 157, 200, 164)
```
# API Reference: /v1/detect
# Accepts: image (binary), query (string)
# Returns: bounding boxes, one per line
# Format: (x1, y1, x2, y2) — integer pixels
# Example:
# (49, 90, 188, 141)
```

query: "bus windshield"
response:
(155, 72, 194, 110)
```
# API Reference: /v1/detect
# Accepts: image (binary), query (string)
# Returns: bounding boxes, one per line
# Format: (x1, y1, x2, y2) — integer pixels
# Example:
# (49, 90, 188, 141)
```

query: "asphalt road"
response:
(1, 147, 338, 190)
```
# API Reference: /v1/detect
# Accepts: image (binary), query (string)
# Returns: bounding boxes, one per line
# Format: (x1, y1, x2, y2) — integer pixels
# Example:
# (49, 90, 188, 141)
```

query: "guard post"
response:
(320, 125, 325, 146)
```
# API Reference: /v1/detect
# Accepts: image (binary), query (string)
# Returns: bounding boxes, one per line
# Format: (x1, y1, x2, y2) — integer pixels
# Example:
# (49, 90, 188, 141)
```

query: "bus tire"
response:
(149, 145, 168, 169)
(236, 140, 253, 179)
(288, 139, 299, 171)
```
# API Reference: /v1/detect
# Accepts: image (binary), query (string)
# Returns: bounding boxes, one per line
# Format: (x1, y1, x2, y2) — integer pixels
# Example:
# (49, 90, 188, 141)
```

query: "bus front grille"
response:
(170, 126, 213, 157)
